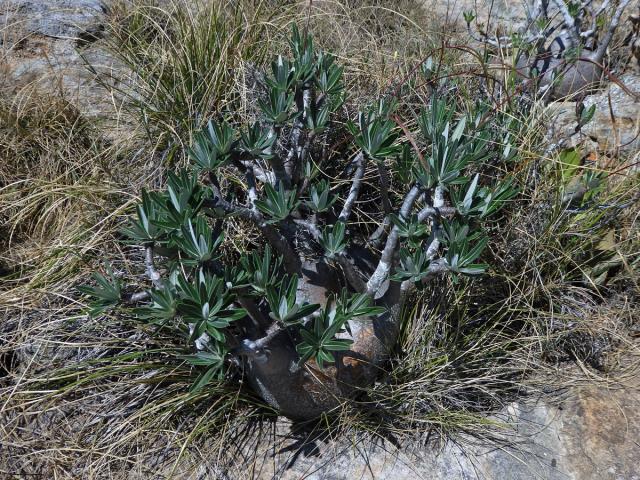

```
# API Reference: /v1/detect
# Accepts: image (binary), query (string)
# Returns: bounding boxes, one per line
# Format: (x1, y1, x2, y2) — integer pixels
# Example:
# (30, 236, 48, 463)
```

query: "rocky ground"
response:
(251, 384, 640, 480)
(1, 0, 639, 479)
(0, 0, 113, 118)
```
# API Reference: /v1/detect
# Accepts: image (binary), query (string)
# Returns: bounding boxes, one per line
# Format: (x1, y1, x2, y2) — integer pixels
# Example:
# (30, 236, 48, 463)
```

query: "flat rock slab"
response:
(0, 0, 113, 119)
(1, 0, 107, 39)
(237, 385, 640, 479)
(546, 73, 640, 156)
(581, 73, 640, 153)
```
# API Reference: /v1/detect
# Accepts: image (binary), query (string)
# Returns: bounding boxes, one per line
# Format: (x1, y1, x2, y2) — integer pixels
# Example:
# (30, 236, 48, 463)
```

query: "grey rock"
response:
(545, 74, 640, 155)
(235, 386, 640, 479)
(581, 73, 640, 153)
(425, 0, 528, 29)
(1, 0, 107, 39)
(0, 0, 113, 120)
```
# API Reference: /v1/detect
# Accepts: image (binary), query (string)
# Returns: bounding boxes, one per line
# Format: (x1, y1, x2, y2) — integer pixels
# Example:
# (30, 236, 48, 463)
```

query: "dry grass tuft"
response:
(0, 88, 136, 299)
(97, 0, 274, 155)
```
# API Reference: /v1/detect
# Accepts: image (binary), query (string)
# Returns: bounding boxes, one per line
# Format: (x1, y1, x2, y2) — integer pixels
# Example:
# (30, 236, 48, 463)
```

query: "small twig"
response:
(466, 22, 519, 49)
(391, 114, 428, 174)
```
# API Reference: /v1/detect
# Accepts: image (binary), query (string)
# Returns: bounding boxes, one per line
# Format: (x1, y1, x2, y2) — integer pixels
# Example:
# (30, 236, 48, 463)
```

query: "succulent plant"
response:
(80, 25, 520, 420)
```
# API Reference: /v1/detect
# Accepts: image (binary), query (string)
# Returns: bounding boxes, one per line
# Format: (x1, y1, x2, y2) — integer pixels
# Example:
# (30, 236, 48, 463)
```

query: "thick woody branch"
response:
(285, 129, 302, 179)
(122, 290, 150, 303)
(237, 295, 270, 330)
(338, 152, 367, 222)
(203, 197, 301, 275)
(258, 226, 301, 275)
(237, 160, 273, 184)
(527, 0, 550, 27)
(145, 246, 162, 289)
(551, 0, 580, 46)
(365, 162, 393, 249)
(398, 258, 450, 308)
(295, 134, 320, 199)
(296, 131, 316, 183)
(421, 186, 445, 260)
(286, 88, 311, 183)
(293, 218, 367, 293)
(335, 253, 367, 293)
(368, 215, 391, 249)
(253, 321, 284, 349)
(244, 166, 259, 215)
(467, 2, 548, 50)
(581, 0, 609, 42)
(416, 204, 456, 222)
(399, 190, 452, 312)
(270, 158, 290, 187)
(366, 252, 397, 301)
(376, 162, 392, 216)
(473, 0, 629, 63)
(366, 185, 422, 297)
(293, 218, 321, 240)
(266, 127, 291, 188)
(232, 322, 287, 360)
(423, 234, 441, 261)
(593, 0, 612, 20)
(203, 195, 255, 223)
(594, 0, 632, 62)
(370, 190, 436, 250)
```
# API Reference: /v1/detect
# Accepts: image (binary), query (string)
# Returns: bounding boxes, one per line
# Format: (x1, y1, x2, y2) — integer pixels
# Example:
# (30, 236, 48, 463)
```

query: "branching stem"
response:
(203, 197, 301, 274)
(594, 0, 632, 62)
(335, 254, 367, 293)
(366, 185, 422, 297)
(338, 152, 367, 222)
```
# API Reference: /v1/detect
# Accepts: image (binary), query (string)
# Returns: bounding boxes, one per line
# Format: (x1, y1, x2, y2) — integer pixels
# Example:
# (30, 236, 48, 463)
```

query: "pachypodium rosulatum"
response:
(81, 26, 520, 419)
(465, 0, 633, 99)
